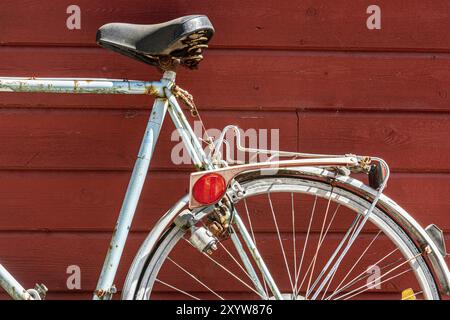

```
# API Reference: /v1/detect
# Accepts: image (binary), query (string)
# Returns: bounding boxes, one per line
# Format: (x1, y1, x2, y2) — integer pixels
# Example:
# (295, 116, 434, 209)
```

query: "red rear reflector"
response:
(192, 173, 227, 205)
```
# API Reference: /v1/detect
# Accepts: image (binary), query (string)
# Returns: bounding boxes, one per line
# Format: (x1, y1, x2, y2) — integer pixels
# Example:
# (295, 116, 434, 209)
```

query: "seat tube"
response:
(94, 97, 168, 300)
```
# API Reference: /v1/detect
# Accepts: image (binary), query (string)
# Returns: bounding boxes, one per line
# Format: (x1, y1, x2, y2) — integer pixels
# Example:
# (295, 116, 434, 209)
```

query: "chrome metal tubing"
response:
(0, 264, 32, 300)
(0, 77, 165, 96)
(93, 97, 169, 300)
(233, 211, 283, 299)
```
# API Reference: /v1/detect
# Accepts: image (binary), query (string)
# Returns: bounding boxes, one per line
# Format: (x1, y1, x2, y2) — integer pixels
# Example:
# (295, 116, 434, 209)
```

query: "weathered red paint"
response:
(0, 1, 448, 299)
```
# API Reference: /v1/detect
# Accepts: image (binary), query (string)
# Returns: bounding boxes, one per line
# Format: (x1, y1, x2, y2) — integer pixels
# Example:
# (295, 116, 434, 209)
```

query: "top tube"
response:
(0, 77, 167, 96)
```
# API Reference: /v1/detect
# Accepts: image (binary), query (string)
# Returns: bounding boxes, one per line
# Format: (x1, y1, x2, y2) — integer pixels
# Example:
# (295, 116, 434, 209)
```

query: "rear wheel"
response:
(134, 176, 440, 300)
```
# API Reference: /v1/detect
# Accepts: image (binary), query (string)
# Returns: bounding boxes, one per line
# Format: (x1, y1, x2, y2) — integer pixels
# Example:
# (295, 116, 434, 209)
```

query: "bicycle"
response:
(0, 14, 448, 300)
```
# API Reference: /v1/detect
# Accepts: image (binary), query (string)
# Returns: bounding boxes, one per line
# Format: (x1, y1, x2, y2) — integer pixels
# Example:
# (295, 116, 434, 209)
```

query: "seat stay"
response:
(165, 87, 213, 170)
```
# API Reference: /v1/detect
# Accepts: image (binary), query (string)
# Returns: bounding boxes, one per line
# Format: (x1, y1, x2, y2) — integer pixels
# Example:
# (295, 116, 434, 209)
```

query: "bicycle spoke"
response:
(199, 222, 255, 286)
(167, 257, 225, 300)
(305, 188, 335, 299)
(322, 231, 381, 300)
(297, 211, 355, 296)
(243, 198, 257, 244)
(308, 211, 367, 299)
(233, 211, 283, 299)
(216, 239, 253, 283)
(229, 227, 268, 298)
(183, 238, 266, 299)
(299, 201, 355, 297)
(155, 279, 200, 300)
(329, 231, 382, 295)
(310, 190, 386, 300)
(303, 203, 344, 297)
(342, 268, 413, 300)
(268, 193, 295, 293)
(294, 195, 317, 294)
(334, 251, 422, 300)
(320, 262, 339, 300)
(320, 230, 382, 300)
(243, 198, 269, 297)
(291, 192, 297, 297)
(326, 248, 399, 300)
(402, 290, 423, 300)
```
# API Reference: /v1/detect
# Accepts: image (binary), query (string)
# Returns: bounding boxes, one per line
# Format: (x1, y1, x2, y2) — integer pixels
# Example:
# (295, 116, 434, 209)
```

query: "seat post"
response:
(162, 70, 177, 83)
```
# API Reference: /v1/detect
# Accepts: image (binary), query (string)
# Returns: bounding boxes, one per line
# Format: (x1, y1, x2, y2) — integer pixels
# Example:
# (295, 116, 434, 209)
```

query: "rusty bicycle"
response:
(0, 15, 448, 300)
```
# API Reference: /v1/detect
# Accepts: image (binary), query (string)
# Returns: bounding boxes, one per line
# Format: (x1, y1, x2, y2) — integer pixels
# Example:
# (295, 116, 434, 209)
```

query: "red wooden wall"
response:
(0, 0, 449, 299)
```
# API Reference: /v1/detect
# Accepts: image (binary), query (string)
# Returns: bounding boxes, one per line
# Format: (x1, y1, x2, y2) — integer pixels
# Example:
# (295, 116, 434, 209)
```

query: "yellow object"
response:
(401, 288, 416, 300)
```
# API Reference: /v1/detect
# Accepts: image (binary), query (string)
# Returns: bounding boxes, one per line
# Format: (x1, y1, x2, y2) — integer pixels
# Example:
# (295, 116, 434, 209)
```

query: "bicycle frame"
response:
(0, 72, 357, 300)
(0, 71, 214, 300)
(2, 72, 448, 300)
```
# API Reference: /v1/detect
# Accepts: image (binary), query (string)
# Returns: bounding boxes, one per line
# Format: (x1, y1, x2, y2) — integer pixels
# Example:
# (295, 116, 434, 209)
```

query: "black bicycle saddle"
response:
(96, 15, 214, 70)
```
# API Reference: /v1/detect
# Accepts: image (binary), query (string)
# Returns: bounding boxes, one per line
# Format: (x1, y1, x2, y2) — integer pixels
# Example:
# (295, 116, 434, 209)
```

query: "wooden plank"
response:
(0, 109, 296, 170)
(384, 174, 450, 231)
(1, 48, 450, 111)
(0, 171, 448, 232)
(0, 232, 142, 293)
(0, 171, 185, 231)
(1, 1, 450, 52)
(0, 232, 431, 293)
(298, 112, 450, 172)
